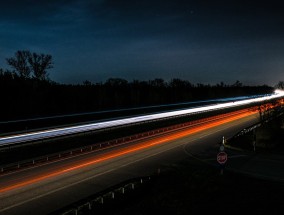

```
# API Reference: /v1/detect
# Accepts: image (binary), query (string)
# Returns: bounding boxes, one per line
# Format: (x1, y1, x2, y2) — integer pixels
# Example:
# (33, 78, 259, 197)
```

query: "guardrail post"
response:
(140, 178, 143, 184)
(111, 192, 115, 199)
(33, 160, 35, 164)
(47, 157, 49, 161)
(18, 163, 20, 168)
(131, 183, 135, 190)
(88, 202, 91, 210)
(121, 187, 125, 194)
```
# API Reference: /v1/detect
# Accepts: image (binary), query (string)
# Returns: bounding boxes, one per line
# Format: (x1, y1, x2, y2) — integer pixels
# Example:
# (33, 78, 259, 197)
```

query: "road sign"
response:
(217, 151, 227, 164)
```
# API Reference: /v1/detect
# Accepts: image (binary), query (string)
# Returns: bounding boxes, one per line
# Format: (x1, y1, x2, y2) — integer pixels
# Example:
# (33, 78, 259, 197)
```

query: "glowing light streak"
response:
(0, 109, 255, 193)
(1, 91, 283, 146)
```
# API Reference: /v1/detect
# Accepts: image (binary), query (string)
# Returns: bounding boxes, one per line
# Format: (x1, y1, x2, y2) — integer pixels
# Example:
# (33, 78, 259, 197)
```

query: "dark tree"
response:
(275, 81, 284, 90)
(169, 78, 193, 88)
(6, 50, 53, 81)
(105, 78, 128, 86)
(28, 52, 53, 80)
(83, 80, 92, 86)
(149, 78, 166, 87)
(232, 80, 243, 87)
(6, 50, 31, 79)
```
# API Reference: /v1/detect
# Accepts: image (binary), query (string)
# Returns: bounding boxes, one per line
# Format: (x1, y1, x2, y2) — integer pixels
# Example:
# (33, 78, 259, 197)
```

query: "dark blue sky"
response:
(1, 0, 284, 86)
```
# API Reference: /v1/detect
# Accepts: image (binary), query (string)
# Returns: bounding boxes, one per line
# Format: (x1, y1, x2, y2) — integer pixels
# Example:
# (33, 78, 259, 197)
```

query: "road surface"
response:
(0, 111, 259, 215)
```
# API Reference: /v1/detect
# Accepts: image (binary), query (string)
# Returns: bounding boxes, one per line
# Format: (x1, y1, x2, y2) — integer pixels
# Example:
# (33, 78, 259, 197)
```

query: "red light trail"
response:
(0, 109, 256, 193)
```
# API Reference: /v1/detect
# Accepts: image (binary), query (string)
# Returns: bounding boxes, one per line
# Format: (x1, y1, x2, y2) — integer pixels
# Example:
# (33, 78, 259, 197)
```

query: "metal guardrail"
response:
(233, 111, 284, 138)
(0, 109, 246, 174)
(49, 175, 154, 215)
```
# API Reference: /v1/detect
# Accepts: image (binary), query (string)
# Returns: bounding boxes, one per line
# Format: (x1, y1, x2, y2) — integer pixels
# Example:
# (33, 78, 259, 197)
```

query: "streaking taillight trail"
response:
(0, 108, 255, 193)
(0, 90, 283, 146)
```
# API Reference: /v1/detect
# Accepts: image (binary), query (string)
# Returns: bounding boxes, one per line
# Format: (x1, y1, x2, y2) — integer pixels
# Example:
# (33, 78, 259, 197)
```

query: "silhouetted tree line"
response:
(0, 51, 276, 120)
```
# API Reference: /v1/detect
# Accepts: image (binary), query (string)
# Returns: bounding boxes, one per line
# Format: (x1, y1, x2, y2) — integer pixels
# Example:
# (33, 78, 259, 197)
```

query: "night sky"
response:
(0, 0, 284, 86)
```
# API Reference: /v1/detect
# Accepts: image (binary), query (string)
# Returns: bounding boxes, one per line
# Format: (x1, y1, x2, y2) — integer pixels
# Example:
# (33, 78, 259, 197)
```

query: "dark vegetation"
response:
(0, 50, 275, 122)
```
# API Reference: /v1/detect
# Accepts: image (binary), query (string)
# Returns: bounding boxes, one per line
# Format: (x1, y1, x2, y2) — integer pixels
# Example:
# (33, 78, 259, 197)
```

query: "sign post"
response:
(217, 136, 227, 175)
(217, 151, 227, 175)
(217, 151, 227, 165)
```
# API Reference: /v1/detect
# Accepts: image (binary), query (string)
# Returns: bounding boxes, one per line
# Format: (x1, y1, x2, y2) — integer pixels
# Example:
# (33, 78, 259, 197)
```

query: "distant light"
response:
(274, 89, 284, 95)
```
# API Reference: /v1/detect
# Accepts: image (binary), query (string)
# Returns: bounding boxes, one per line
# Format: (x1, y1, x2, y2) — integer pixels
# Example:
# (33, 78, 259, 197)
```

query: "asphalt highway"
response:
(0, 110, 260, 215)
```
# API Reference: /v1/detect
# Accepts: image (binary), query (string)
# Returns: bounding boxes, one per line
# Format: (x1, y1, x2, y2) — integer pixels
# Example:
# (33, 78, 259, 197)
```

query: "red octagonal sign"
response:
(217, 151, 227, 164)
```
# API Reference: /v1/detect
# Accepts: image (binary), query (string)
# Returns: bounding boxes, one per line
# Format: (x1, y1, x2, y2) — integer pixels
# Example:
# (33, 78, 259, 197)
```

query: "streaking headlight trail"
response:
(1, 91, 284, 147)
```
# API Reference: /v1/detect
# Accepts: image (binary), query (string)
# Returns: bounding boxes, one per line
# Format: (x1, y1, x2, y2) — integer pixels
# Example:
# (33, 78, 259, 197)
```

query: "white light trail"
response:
(1, 91, 284, 147)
